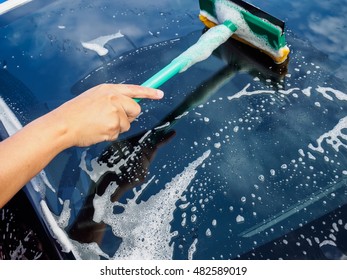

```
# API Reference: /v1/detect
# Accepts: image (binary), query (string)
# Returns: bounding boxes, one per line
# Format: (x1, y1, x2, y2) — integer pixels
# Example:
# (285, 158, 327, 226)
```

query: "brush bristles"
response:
(199, 0, 290, 64)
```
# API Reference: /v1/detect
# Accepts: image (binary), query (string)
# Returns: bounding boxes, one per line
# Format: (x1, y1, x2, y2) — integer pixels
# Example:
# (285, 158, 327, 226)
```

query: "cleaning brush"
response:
(199, 0, 290, 64)
(135, 0, 289, 102)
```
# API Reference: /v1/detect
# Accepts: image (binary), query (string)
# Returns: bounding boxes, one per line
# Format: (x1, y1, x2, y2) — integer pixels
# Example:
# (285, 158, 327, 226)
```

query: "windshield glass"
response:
(1, 0, 347, 260)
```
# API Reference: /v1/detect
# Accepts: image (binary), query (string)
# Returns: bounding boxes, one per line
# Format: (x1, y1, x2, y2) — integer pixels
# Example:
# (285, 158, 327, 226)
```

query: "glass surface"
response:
(1, 0, 347, 259)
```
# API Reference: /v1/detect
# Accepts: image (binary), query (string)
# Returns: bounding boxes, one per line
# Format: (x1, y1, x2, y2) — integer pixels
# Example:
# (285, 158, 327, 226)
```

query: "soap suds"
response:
(172, 24, 234, 72)
(213, 0, 288, 60)
(309, 116, 347, 153)
(76, 150, 211, 259)
(81, 31, 124, 56)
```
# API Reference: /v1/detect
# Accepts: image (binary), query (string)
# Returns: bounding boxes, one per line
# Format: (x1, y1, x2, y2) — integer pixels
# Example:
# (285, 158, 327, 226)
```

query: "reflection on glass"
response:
(1, 0, 347, 260)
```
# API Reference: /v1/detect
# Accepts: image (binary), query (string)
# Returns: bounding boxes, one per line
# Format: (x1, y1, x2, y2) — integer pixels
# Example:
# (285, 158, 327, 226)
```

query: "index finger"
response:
(109, 84, 164, 100)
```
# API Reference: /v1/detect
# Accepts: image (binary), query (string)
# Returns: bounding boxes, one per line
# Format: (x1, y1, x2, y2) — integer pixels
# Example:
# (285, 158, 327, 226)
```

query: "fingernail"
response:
(156, 89, 164, 98)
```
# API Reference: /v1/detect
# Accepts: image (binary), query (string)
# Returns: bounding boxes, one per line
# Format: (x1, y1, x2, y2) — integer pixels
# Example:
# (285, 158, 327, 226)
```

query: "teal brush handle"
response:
(134, 20, 237, 103)
(133, 59, 188, 103)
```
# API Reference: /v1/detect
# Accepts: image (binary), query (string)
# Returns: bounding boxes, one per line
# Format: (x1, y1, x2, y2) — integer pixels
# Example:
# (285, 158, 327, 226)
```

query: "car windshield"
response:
(1, 0, 347, 260)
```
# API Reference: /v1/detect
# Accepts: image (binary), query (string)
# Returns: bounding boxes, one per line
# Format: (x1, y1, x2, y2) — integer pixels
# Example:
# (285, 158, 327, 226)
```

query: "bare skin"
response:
(0, 83, 164, 208)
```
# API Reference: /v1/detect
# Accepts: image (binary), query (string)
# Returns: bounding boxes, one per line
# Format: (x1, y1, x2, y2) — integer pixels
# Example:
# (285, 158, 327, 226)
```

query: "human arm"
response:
(0, 83, 164, 207)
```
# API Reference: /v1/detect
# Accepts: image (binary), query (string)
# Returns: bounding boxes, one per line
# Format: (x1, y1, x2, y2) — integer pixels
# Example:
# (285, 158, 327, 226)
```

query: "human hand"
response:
(51, 83, 164, 148)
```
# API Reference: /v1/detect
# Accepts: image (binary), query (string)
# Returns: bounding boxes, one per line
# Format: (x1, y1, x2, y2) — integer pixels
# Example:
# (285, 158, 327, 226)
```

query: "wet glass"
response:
(1, 0, 347, 259)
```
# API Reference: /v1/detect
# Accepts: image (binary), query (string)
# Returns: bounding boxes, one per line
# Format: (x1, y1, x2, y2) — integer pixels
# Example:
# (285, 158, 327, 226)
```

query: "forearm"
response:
(0, 110, 70, 208)
(0, 84, 163, 208)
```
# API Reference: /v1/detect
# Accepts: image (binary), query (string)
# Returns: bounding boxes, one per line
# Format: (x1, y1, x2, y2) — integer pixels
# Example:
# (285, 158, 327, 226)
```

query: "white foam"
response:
(39, 170, 55, 193)
(175, 111, 189, 120)
(214, 0, 288, 60)
(40, 200, 77, 255)
(332, 222, 339, 232)
(199, 10, 218, 26)
(316, 86, 347, 102)
(214, 142, 221, 149)
(139, 130, 152, 143)
(302, 87, 312, 97)
(228, 85, 347, 104)
(56, 199, 71, 229)
(9, 241, 27, 259)
(236, 215, 245, 224)
(81, 31, 124, 56)
(154, 122, 171, 130)
(83, 150, 211, 259)
(70, 240, 109, 260)
(79, 143, 142, 182)
(317, 88, 334, 101)
(188, 238, 198, 260)
(307, 152, 316, 160)
(258, 175, 265, 182)
(278, 88, 300, 96)
(92, 182, 119, 223)
(173, 24, 234, 72)
(309, 116, 347, 153)
(227, 83, 275, 100)
(319, 239, 336, 248)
